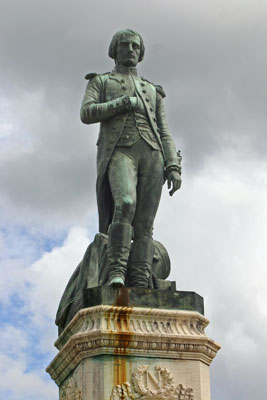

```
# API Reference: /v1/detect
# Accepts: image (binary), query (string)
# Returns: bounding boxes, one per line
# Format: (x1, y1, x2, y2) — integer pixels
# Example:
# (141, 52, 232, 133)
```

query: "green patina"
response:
(56, 30, 185, 334)
(80, 29, 182, 289)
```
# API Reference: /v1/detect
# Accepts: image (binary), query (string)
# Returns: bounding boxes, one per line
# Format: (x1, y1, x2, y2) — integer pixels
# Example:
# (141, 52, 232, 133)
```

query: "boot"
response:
(128, 238, 154, 288)
(106, 222, 133, 287)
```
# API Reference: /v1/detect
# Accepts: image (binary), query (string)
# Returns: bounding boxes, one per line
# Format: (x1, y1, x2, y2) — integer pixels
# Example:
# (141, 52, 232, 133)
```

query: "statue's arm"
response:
(156, 92, 179, 169)
(156, 91, 182, 195)
(80, 76, 133, 124)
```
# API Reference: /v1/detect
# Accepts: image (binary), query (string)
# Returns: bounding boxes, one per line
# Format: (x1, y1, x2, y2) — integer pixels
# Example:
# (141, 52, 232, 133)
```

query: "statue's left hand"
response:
(166, 169, 182, 196)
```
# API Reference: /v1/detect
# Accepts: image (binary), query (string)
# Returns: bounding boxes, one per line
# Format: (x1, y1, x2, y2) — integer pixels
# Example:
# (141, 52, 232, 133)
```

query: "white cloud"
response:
(0, 354, 56, 400)
(0, 324, 56, 400)
(155, 146, 267, 398)
(0, 325, 28, 360)
(0, 226, 93, 399)
(26, 226, 90, 317)
(23, 226, 92, 351)
(0, 258, 26, 304)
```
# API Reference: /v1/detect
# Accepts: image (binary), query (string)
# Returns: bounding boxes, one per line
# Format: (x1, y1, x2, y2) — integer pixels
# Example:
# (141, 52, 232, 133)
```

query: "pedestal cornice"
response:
(47, 305, 220, 387)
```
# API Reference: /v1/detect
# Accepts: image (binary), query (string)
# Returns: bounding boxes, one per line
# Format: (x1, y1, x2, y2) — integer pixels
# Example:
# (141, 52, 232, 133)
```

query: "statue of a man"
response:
(80, 29, 181, 288)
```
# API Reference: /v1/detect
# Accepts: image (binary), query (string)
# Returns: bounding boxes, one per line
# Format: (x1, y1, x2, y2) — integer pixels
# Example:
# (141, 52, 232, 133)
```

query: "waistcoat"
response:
(116, 73, 161, 151)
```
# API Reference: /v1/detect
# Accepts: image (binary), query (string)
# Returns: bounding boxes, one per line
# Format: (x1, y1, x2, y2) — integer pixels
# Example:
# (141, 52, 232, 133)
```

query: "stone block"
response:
(83, 286, 204, 314)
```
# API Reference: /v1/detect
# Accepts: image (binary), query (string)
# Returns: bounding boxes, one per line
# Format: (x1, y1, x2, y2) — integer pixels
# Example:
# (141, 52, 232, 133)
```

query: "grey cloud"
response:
(1, 0, 266, 174)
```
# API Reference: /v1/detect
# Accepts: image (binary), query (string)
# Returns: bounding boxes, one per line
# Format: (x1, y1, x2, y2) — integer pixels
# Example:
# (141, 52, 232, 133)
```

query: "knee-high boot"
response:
(128, 238, 154, 288)
(106, 222, 133, 287)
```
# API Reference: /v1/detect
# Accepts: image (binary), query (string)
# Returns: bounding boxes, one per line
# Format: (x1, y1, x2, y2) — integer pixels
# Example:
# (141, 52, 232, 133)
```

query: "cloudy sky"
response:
(1, 0, 267, 398)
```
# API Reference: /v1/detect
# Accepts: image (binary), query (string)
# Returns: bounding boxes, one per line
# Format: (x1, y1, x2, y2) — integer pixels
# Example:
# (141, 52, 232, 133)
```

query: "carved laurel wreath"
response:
(110, 365, 194, 400)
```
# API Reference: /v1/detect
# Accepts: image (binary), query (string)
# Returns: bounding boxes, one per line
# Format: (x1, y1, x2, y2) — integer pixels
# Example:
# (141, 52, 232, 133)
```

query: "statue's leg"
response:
(106, 222, 133, 287)
(129, 142, 165, 288)
(106, 149, 137, 287)
(128, 237, 155, 288)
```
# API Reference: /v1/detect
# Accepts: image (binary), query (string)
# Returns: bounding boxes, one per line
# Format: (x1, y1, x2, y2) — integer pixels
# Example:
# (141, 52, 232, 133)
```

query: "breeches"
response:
(107, 139, 164, 239)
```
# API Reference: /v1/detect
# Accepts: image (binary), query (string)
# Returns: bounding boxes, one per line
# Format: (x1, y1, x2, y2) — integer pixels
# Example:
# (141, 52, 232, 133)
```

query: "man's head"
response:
(108, 29, 145, 67)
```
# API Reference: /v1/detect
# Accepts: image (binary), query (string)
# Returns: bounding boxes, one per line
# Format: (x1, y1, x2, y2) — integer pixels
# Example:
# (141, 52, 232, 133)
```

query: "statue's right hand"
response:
(129, 96, 138, 110)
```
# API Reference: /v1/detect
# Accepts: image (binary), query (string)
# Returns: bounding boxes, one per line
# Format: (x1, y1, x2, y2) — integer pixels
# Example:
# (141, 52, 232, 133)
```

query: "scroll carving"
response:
(60, 378, 82, 400)
(110, 365, 193, 400)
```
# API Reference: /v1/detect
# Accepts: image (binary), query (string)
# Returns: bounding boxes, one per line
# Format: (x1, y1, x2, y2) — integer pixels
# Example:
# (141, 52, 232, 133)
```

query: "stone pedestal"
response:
(47, 287, 220, 400)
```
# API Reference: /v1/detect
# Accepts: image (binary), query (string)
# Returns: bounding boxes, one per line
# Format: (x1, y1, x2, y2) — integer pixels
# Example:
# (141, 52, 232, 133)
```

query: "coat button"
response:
(153, 118, 157, 122)
(142, 90, 146, 93)
(121, 79, 125, 83)
(145, 98, 149, 102)
(150, 107, 153, 111)
(122, 86, 126, 90)
(141, 82, 145, 86)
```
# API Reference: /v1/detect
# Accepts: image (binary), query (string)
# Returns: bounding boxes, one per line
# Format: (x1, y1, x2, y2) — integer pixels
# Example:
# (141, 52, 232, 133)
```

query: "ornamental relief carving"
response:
(60, 378, 82, 400)
(55, 307, 209, 350)
(78, 314, 205, 336)
(110, 365, 193, 400)
(72, 338, 216, 359)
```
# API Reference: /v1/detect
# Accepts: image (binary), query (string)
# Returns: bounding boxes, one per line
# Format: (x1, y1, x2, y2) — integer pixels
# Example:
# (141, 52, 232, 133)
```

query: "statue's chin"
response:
(118, 59, 138, 67)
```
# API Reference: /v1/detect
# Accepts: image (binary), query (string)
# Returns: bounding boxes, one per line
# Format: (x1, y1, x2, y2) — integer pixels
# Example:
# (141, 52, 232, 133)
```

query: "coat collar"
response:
(112, 65, 138, 76)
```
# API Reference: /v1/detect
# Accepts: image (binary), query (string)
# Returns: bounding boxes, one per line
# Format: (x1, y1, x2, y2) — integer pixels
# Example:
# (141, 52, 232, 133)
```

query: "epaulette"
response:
(141, 77, 166, 98)
(84, 72, 110, 80)
(84, 72, 97, 80)
(141, 76, 153, 85)
(155, 85, 166, 98)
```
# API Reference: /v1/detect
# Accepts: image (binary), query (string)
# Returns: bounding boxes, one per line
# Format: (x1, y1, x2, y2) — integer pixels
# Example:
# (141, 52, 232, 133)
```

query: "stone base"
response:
(59, 355, 211, 400)
(47, 288, 220, 399)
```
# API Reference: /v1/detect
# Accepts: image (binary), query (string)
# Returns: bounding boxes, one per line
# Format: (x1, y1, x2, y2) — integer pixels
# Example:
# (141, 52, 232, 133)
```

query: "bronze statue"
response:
(80, 29, 181, 288)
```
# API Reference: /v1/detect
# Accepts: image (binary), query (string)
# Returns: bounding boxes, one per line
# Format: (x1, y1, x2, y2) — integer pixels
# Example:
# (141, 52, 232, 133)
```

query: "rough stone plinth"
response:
(47, 288, 220, 400)
(83, 286, 204, 314)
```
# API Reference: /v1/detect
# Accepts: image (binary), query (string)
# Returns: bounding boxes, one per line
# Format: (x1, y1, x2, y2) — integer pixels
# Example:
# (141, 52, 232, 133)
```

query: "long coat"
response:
(80, 71, 179, 234)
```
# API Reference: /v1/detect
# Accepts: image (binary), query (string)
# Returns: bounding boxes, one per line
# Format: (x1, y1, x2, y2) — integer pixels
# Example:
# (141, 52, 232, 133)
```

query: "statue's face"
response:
(116, 35, 141, 67)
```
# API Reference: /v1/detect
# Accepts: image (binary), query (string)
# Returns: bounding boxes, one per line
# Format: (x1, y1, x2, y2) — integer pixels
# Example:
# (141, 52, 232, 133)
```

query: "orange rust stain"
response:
(112, 288, 134, 387)
(115, 286, 130, 307)
(106, 308, 111, 331)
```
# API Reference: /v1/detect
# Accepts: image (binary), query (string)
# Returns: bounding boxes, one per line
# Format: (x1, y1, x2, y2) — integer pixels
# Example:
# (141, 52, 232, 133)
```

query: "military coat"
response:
(80, 71, 179, 234)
